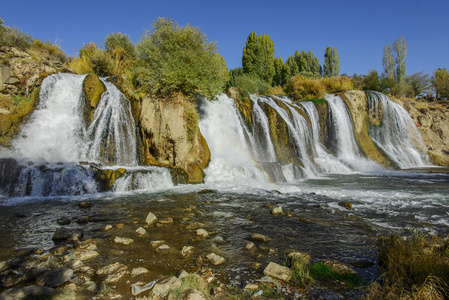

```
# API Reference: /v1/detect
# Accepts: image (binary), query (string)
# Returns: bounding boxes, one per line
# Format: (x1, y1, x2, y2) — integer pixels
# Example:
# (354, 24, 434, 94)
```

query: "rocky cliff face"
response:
(140, 93, 210, 183)
(401, 99, 449, 166)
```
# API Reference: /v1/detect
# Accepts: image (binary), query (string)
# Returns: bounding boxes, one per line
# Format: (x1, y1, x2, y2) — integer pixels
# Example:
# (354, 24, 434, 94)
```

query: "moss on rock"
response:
(94, 168, 126, 192)
(82, 74, 105, 125)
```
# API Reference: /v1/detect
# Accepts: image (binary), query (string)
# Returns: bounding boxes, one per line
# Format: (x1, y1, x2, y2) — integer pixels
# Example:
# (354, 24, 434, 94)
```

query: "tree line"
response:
(1, 16, 448, 101)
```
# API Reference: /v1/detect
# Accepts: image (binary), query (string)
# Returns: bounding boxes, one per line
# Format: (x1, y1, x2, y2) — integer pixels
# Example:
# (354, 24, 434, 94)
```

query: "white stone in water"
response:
(96, 262, 128, 283)
(152, 276, 181, 298)
(136, 227, 146, 236)
(271, 205, 283, 215)
(114, 236, 134, 245)
(206, 253, 225, 265)
(263, 262, 291, 282)
(180, 246, 194, 257)
(196, 229, 209, 238)
(73, 250, 100, 261)
(145, 212, 158, 225)
(104, 224, 113, 231)
(244, 241, 256, 251)
(150, 240, 165, 248)
(250, 233, 271, 242)
(156, 245, 170, 253)
(131, 267, 149, 277)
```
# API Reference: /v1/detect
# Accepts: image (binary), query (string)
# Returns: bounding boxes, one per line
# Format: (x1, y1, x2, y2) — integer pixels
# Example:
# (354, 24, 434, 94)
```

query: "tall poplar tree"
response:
(333, 47, 340, 76)
(242, 31, 275, 84)
(272, 57, 284, 86)
(323, 46, 334, 77)
(393, 36, 407, 84)
(382, 44, 395, 80)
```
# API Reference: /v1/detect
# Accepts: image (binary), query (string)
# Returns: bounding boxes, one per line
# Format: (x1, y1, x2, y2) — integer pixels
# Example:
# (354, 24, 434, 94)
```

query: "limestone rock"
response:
(145, 212, 158, 225)
(250, 233, 271, 242)
(159, 217, 174, 224)
(72, 250, 99, 261)
(263, 262, 291, 282)
(271, 205, 283, 215)
(244, 241, 256, 251)
(186, 222, 205, 230)
(181, 246, 194, 257)
(131, 267, 149, 277)
(136, 227, 147, 236)
(150, 240, 165, 248)
(320, 259, 357, 275)
(114, 236, 134, 245)
(179, 287, 209, 300)
(96, 262, 128, 284)
(77, 201, 92, 209)
(196, 229, 209, 238)
(57, 217, 71, 225)
(0, 285, 54, 300)
(206, 253, 225, 265)
(36, 268, 74, 287)
(156, 244, 171, 254)
(152, 276, 182, 299)
(0, 260, 11, 272)
(104, 224, 113, 231)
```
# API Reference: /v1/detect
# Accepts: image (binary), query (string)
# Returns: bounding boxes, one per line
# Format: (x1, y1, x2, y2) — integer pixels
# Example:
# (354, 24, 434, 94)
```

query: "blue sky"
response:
(2, 0, 448, 76)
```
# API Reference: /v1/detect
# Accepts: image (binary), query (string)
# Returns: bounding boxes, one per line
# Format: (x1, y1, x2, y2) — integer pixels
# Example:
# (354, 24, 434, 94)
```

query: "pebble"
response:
(135, 227, 146, 236)
(113, 236, 134, 245)
(196, 229, 209, 238)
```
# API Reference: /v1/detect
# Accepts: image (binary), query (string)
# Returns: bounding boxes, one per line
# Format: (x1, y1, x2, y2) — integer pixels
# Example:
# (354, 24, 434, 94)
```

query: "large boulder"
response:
(140, 93, 210, 183)
(82, 74, 105, 126)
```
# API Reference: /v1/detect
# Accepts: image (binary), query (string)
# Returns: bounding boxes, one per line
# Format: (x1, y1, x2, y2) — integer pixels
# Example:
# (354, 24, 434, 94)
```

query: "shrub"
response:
(0, 18, 31, 49)
(234, 74, 271, 96)
(284, 76, 326, 100)
(136, 17, 229, 100)
(29, 39, 67, 62)
(268, 85, 285, 96)
(322, 76, 354, 93)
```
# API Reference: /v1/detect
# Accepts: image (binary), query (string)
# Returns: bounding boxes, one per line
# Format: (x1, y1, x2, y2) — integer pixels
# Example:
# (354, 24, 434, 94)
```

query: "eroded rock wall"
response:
(140, 93, 210, 183)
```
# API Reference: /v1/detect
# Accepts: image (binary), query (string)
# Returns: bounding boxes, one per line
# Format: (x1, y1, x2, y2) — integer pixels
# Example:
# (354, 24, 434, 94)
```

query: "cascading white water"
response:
(325, 94, 379, 171)
(112, 166, 174, 192)
(260, 96, 318, 177)
(85, 80, 138, 166)
(198, 94, 273, 189)
(250, 96, 277, 162)
(12, 73, 87, 163)
(300, 101, 352, 174)
(367, 92, 429, 168)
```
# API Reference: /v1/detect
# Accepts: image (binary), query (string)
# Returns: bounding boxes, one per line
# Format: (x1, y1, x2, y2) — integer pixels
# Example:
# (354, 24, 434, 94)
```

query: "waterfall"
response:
(325, 94, 379, 171)
(85, 80, 138, 166)
(299, 101, 352, 174)
(198, 94, 273, 189)
(1, 73, 165, 198)
(367, 92, 429, 168)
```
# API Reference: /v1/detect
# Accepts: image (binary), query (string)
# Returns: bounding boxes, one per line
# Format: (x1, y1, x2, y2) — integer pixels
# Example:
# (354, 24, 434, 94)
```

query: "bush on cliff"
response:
(136, 17, 229, 100)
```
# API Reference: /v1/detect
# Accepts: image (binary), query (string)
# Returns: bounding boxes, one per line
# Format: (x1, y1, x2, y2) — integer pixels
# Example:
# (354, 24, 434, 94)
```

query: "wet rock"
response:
(299, 217, 314, 224)
(349, 260, 374, 268)
(57, 217, 71, 225)
(0, 261, 11, 272)
(96, 262, 128, 284)
(150, 240, 165, 248)
(181, 246, 195, 257)
(181, 287, 209, 300)
(104, 224, 113, 231)
(156, 244, 171, 254)
(131, 280, 156, 296)
(249, 262, 261, 270)
(250, 233, 271, 242)
(136, 227, 147, 236)
(0, 285, 54, 300)
(338, 201, 354, 210)
(271, 205, 283, 215)
(78, 201, 92, 209)
(36, 268, 74, 287)
(145, 212, 158, 225)
(115, 223, 125, 229)
(76, 216, 89, 224)
(263, 262, 291, 282)
(131, 267, 149, 277)
(244, 241, 256, 251)
(177, 269, 190, 280)
(0, 270, 24, 288)
(244, 282, 259, 291)
(76, 239, 97, 250)
(52, 228, 83, 243)
(206, 253, 225, 265)
(114, 236, 134, 245)
(159, 217, 173, 224)
(72, 250, 99, 261)
(49, 245, 68, 255)
(196, 229, 209, 238)
(198, 189, 218, 194)
(64, 259, 85, 272)
(321, 259, 357, 275)
(185, 222, 205, 230)
(152, 276, 181, 298)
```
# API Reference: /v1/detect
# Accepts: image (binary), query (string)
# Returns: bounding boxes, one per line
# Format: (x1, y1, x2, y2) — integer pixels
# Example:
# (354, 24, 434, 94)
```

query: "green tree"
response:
(393, 36, 407, 84)
(136, 17, 229, 100)
(295, 50, 308, 73)
(433, 68, 449, 98)
(272, 57, 285, 86)
(309, 50, 320, 76)
(363, 70, 381, 91)
(284, 55, 299, 79)
(242, 31, 275, 84)
(228, 67, 244, 88)
(382, 44, 395, 81)
(323, 46, 339, 77)
(104, 32, 135, 60)
(405, 72, 430, 97)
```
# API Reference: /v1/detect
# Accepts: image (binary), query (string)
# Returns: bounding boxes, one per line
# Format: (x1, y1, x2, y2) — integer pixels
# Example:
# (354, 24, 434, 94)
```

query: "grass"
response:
(168, 274, 210, 299)
(289, 253, 314, 286)
(310, 262, 363, 289)
(365, 231, 449, 300)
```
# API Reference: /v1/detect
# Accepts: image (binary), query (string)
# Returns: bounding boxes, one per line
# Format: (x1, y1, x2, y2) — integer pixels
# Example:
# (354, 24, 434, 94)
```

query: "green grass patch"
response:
(310, 98, 326, 105)
(310, 262, 363, 289)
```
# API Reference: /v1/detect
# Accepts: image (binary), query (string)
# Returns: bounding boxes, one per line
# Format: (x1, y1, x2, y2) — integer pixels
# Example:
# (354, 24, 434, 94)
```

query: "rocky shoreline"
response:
(0, 192, 379, 300)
